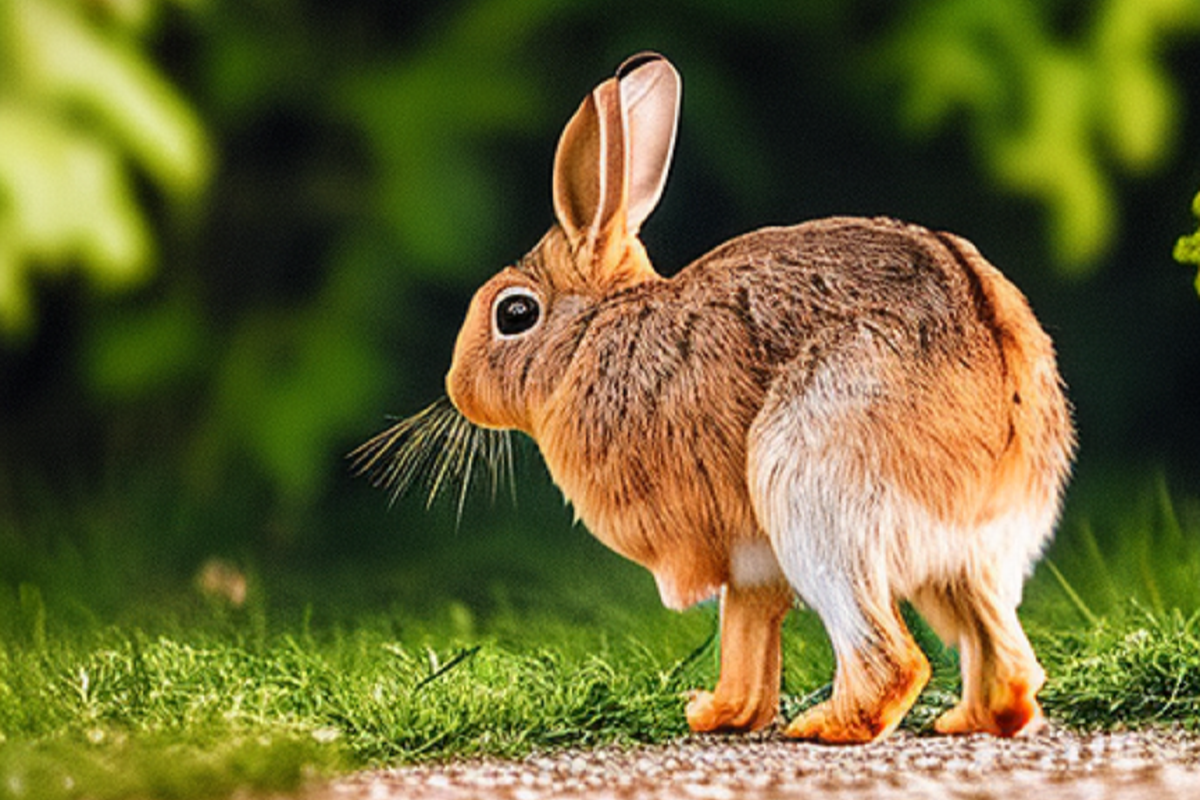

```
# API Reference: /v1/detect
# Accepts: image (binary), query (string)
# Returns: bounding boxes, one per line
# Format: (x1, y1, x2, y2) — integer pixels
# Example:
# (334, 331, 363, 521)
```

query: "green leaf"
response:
(13, 0, 211, 195)
(1174, 191, 1200, 295)
(82, 298, 209, 400)
(875, 0, 1200, 272)
(0, 105, 152, 331)
(0, 0, 211, 335)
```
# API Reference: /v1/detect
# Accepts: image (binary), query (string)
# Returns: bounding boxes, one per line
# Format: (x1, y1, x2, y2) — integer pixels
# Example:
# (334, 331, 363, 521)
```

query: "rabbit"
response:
(427, 52, 1074, 743)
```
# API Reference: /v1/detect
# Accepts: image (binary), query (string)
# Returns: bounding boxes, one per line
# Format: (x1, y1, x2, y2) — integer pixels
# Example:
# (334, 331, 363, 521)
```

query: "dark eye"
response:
(493, 289, 541, 337)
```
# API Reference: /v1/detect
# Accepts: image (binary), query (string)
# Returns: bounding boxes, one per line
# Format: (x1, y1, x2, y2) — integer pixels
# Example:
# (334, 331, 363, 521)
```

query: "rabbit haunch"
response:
(434, 53, 1074, 743)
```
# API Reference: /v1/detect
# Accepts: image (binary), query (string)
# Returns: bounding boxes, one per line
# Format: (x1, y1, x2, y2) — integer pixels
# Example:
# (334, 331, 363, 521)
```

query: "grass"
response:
(1, 469, 1199, 799)
(0, 613, 691, 795)
(1039, 605, 1200, 729)
(1035, 473, 1200, 620)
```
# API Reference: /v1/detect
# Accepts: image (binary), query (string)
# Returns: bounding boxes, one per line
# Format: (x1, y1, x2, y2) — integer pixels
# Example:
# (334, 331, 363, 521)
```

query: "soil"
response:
(299, 727, 1200, 800)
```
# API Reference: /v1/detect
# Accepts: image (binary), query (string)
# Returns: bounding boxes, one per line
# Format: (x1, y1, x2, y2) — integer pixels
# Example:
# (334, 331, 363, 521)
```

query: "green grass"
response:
(1039, 605, 1200, 729)
(0, 487, 729, 799)
(0, 613, 693, 797)
(1, 470, 1199, 800)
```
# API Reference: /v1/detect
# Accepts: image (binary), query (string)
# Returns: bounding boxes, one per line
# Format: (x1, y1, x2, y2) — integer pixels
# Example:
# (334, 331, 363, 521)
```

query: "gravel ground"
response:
(305, 728, 1200, 800)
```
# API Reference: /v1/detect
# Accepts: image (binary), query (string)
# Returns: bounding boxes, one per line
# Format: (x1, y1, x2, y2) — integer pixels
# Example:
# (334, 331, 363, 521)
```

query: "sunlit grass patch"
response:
(0, 512, 721, 800)
(0, 602, 720, 800)
(1038, 606, 1200, 730)
(0, 732, 329, 800)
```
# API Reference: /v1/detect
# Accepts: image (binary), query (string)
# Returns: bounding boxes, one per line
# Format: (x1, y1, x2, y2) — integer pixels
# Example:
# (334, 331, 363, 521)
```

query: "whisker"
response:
(350, 397, 515, 517)
(454, 423, 478, 521)
(421, 409, 463, 507)
(492, 425, 517, 506)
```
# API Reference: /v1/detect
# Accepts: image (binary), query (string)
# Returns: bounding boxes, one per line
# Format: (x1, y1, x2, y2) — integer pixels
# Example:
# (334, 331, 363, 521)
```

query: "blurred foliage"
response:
(0, 0, 1198, 545)
(1177, 190, 1200, 294)
(0, 0, 210, 333)
(876, 0, 1200, 270)
(1035, 473, 1200, 620)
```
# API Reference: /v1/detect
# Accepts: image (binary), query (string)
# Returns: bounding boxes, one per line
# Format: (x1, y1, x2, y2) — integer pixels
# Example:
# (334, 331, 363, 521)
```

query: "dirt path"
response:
(304, 728, 1200, 799)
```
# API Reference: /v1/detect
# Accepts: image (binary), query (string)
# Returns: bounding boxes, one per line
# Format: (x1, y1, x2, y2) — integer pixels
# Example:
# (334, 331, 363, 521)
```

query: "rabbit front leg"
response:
(686, 579, 792, 732)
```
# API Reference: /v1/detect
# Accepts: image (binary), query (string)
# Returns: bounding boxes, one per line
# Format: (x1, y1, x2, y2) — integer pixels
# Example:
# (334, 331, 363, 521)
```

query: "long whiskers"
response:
(349, 397, 515, 520)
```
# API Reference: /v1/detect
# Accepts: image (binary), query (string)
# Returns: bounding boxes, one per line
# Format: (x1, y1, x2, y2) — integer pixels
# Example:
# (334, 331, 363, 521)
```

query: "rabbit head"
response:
(446, 53, 681, 433)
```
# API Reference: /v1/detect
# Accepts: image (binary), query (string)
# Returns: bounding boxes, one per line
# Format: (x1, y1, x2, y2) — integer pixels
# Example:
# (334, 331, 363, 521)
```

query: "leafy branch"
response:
(0, 0, 210, 334)
(875, 0, 1200, 272)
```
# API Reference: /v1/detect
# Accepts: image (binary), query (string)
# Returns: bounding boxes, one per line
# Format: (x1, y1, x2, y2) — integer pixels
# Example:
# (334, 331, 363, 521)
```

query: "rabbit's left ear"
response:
(553, 53, 680, 254)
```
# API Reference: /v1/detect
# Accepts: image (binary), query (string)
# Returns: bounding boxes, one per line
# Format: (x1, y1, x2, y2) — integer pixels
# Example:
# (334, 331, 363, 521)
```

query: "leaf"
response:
(0, 105, 152, 331)
(13, 0, 211, 195)
(82, 298, 208, 400)
(874, 0, 1200, 272)
(338, 60, 544, 274)
(1174, 191, 1200, 295)
(0, 0, 211, 334)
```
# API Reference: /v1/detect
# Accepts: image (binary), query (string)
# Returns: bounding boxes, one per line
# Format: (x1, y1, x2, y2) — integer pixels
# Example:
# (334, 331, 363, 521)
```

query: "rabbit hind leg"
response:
(747, 339, 935, 742)
(783, 594, 931, 744)
(912, 579, 1045, 737)
(748, 468, 932, 742)
(686, 580, 792, 732)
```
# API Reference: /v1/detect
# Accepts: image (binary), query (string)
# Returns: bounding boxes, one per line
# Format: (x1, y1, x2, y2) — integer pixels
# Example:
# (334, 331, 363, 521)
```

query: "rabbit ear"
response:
(552, 53, 680, 252)
(552, 77, 626, 247)
(617, 52, 680, 235)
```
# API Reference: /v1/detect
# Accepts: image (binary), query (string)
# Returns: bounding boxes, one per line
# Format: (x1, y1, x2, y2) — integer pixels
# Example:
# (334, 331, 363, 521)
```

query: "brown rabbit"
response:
(394, 52, 1074, 743)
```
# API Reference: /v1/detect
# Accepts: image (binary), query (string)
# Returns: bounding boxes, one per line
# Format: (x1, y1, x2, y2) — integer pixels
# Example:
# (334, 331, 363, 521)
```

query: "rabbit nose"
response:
(445, 358, 489, 428)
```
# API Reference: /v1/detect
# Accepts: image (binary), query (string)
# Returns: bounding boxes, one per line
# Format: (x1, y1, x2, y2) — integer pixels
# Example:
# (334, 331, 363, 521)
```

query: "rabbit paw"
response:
(783, 649, 930, 744)
(934, 682, 1045, 737)
(686, 689, 776, 733)
(782, 700, 893, 744)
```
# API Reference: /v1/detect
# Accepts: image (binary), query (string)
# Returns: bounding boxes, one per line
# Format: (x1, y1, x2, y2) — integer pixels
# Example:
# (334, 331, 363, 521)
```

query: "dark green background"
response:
(1, 0, 1198, 601)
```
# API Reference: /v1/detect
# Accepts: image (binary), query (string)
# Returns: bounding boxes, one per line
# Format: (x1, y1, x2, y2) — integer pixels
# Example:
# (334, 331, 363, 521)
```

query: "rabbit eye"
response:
(493, 288, 541, 338)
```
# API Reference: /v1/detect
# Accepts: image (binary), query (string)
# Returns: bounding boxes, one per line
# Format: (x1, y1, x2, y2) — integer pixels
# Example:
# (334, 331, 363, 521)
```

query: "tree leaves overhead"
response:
(0, 0, 211, 333)
(875, 0, 1200, 272)
(339, 57, 545, 273)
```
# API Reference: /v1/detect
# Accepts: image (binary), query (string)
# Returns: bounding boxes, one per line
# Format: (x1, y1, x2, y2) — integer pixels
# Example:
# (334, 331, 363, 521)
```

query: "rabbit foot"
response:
(686, 689, 777, 733)
(933, 681, 1045, 737)
(685, 584, 790, 733)
(782, 700, 888, 744)
(784, 648, 930, 744)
